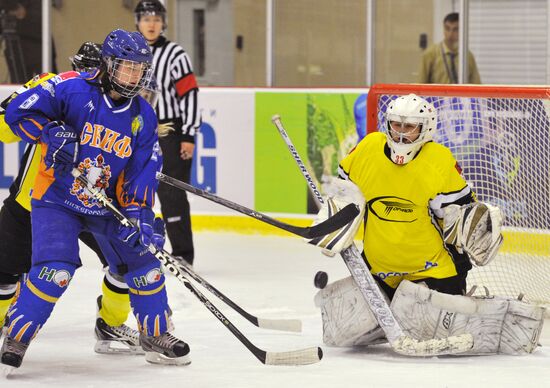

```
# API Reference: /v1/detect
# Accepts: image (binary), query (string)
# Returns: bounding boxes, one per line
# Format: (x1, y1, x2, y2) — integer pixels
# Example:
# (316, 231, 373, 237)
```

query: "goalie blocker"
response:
(306, 179, 366, 253)
(315, 277, 545, 355)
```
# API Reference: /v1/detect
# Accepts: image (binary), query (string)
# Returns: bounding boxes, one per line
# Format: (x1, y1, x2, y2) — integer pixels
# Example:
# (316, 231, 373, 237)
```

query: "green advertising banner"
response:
(255, 92, 362, 214)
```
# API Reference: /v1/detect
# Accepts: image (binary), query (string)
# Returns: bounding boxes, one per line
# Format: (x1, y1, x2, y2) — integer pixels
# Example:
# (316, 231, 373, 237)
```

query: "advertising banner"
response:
(255, 91, 361, 214)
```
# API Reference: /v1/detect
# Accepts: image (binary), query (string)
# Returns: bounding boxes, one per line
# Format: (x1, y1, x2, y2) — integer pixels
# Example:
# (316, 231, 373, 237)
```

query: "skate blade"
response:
(95, 340, 145, 355)
(0, 364, 15, 378)
(145, 351, 191, 366)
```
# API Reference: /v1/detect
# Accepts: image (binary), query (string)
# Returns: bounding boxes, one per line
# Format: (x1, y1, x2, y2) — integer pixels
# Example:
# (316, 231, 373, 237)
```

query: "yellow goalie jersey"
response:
(338, 132, 475, 289)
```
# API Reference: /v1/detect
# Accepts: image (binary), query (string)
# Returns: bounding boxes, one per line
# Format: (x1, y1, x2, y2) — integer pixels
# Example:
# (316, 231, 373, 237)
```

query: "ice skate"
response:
(140, 332, 191, 366)
(0, 336, 29, 375)
(94, 296, 144, 355)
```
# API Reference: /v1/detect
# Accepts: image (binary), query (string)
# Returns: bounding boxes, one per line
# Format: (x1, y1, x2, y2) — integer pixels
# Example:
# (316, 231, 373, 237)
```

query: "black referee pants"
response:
(158, 133, 194, 263)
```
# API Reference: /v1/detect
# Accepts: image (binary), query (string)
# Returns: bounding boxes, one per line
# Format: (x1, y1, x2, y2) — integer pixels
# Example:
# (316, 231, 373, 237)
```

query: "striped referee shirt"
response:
(150, 36, 201, 143)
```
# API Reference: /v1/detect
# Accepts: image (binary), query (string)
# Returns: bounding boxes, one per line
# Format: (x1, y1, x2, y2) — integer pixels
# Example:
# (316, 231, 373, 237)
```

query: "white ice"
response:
(2, 232, 549, 387)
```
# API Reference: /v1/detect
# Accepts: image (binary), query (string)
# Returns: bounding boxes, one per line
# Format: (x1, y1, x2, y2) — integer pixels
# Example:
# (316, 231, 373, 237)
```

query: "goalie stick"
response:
(156, 172, 359, 239)
(71, 169, 321, 366)
(271, 114, 474, 356)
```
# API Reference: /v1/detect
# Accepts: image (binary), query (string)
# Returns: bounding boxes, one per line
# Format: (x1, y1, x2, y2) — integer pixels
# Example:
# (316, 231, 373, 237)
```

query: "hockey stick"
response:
(172, 262, 301, 333)
(271, 114, 474, 356)
(71, 169, 321, 365)
(156, 172, 358, 239)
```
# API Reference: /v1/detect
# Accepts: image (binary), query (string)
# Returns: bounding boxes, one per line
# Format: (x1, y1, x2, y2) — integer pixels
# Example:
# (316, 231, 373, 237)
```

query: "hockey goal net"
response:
(367, 84, 550, 311)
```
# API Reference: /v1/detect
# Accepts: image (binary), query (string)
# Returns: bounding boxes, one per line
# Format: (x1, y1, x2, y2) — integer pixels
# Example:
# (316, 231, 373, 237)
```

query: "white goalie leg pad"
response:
(391, 280, 545, 355)
(314, 276, 386, 346)
(443, 202, 504, 266)
(306, 179, 366, 254)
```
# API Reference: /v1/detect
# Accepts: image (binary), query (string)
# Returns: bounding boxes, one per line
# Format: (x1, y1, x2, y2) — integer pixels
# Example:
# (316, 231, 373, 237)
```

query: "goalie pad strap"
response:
(391, 280, 545, 355)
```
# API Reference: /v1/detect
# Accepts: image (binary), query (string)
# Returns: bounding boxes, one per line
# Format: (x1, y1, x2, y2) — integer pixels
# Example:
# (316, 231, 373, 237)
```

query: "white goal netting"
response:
(369, 85, 550, 310)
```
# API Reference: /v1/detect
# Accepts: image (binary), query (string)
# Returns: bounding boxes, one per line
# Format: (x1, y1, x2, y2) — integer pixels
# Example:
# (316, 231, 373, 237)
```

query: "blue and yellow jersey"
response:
(338, 132, 475, 289)
(5, 71, 162, 215)
(0, 73, 56, 211)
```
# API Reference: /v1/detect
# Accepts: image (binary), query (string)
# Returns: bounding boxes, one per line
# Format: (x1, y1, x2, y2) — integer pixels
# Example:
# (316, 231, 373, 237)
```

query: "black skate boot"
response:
(94, 296, 144, 355)
(1, 336, 29, 376)
(140, 332, 191, 365)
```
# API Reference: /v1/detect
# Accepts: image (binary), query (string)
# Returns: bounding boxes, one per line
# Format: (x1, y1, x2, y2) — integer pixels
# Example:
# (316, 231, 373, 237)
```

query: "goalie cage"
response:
(367, 84, 550, 316)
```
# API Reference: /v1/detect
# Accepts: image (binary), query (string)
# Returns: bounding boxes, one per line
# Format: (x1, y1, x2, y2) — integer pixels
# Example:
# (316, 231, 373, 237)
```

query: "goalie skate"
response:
(140, 332, 191, 366)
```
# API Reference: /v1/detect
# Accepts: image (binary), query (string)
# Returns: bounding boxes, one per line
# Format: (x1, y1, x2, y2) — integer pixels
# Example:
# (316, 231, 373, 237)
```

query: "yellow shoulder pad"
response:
(24, 72, 57, 89)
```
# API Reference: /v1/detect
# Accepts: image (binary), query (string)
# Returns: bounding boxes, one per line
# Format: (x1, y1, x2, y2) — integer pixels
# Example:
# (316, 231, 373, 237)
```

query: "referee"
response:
(135, 0, 201, 267)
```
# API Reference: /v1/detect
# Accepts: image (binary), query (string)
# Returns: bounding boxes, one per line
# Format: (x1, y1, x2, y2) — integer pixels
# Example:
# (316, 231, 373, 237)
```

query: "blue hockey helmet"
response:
(101, 29, 153, 98)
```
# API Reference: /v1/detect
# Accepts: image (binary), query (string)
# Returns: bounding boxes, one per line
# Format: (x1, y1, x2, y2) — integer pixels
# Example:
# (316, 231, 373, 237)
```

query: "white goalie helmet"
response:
(385, 94, 437, 164)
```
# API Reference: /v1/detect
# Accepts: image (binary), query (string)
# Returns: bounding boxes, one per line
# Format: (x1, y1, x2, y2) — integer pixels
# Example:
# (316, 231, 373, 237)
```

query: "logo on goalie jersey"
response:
(369, 196, 417, 222)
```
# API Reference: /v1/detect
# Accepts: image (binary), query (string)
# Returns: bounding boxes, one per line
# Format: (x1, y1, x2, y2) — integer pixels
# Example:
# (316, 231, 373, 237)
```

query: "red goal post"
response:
(367, 83, 550, 134)
(366, 83, 550, 310)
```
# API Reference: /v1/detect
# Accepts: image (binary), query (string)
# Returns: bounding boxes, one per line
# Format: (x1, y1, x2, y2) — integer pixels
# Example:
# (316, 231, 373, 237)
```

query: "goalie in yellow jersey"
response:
(313, 94, 545, 355)
(0, 42, 165, 355)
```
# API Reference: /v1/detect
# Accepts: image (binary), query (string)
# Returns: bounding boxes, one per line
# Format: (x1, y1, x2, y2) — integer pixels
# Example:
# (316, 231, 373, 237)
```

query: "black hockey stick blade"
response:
(156, 172, 359, 239)
(72, 169, 322, 365)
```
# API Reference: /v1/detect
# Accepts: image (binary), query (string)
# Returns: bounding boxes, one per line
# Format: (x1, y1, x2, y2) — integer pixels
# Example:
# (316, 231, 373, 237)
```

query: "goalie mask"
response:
(385, 94, 437, 165)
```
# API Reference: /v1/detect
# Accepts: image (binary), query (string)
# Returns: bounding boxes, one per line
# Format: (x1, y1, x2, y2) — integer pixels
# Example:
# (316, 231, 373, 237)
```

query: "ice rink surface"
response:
(2, 232, 549, 387)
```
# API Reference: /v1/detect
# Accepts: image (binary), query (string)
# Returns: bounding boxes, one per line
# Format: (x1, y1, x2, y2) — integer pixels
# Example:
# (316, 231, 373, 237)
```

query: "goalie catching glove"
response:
(443, 202, 504, 266)
(306, 179, 365, 254)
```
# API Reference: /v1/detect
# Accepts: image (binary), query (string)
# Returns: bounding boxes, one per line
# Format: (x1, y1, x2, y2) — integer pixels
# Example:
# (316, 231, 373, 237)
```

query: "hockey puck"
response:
(314, 271, 328, 289)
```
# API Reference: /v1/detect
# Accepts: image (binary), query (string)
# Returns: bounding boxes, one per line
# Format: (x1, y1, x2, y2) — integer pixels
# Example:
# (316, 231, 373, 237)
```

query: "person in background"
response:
(418, 12, 481, 84)
(134, 0, 201, 268)
(353, 93, 367, 142)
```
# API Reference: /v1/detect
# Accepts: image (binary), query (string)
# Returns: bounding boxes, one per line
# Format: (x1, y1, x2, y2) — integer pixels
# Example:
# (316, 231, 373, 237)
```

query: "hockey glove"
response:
(443, 202, 504, 266)
(152, 217, 166, 249)
(118, 207, 156, 249)
(42, 120, 79, 175)
(306, 179, 366, 254)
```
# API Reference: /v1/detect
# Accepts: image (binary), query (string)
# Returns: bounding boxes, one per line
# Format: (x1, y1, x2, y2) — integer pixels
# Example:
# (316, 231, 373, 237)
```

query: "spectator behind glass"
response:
(417, 12, 480, 84)
(0, 0, 57, 83)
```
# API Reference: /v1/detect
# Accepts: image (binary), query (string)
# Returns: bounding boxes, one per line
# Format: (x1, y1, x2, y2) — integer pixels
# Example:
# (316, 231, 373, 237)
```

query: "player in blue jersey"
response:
(0, 42, 153, 357)
(0, 29, 190, 372)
